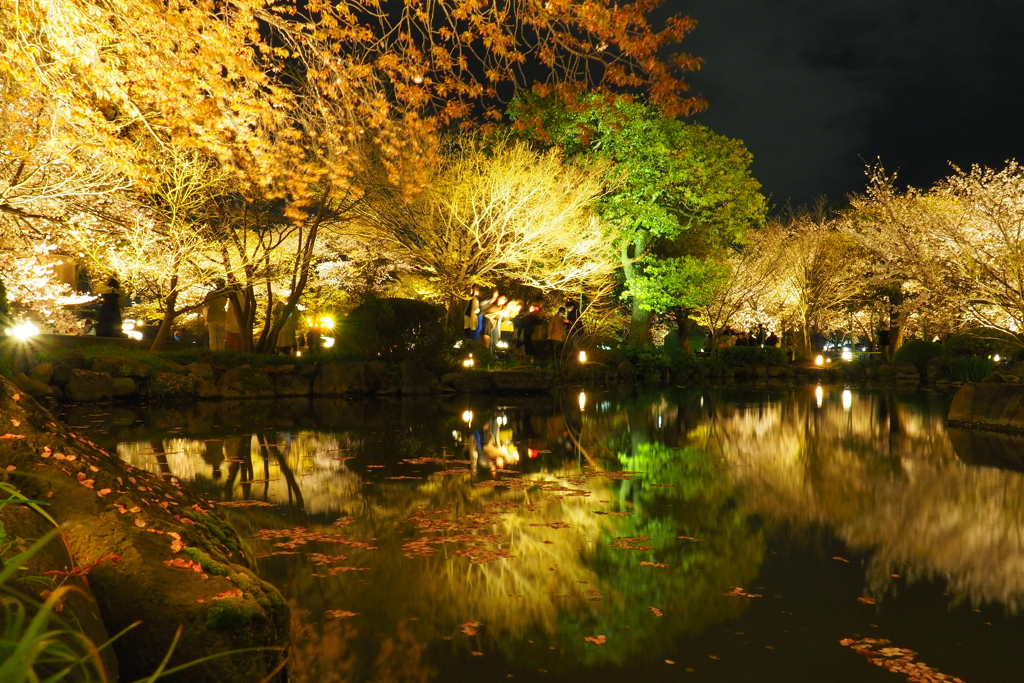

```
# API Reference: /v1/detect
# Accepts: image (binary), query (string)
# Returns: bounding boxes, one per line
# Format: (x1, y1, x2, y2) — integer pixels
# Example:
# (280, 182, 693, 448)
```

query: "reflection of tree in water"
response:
(707, 387, 1024, 613)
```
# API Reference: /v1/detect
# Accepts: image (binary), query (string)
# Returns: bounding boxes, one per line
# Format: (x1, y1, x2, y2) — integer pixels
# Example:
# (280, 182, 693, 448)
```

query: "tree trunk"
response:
(446, 295, 465, 335)
(628, 299, 652, 346)
(677, 307, 692, 355)
(150, 280, 179, 353)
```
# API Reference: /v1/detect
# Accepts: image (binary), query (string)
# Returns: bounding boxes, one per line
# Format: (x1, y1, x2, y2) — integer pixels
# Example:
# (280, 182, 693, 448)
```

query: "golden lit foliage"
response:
(350, 138, 618, 309)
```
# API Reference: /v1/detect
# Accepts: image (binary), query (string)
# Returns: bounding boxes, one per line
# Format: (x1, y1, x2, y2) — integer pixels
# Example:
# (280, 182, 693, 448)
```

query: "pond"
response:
(59, 387, 1024, 683)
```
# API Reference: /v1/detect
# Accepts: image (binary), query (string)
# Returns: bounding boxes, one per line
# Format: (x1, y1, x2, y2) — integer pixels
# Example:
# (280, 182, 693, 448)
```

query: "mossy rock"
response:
(0, 377, 289, 682)
(149, 370, 196, 401)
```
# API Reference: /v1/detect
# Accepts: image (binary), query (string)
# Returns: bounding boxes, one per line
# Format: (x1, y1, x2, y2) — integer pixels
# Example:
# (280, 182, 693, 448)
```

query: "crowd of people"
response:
(462, 286, 581, 359)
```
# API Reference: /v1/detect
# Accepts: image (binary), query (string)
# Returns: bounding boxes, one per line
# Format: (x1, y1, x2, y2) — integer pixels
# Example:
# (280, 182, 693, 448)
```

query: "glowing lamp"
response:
(993, 354, 1001, 363)
(462, 410, 473, 424)
(295, 350, 302, 357)
(814, 355, 824, 366)
(321, 336, 335, 348)
(462, 353, 475, 368)
(320, 316, 334, 330)
(578, 350, 587, 363)
(496, 340, 509, 349)
(6, 321, 39, 341)
(841, 348, 853, 361)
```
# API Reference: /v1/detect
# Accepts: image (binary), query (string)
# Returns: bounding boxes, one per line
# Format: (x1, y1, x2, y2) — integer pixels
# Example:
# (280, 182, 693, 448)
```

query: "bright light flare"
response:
(842, 389, 852, 410)
(321, 336, 335, 348)
(993, 354, 1001, 363)
(462, 353, 475, 367)
(320, 316, 334, 330)
(814, 355, 824, 366)
(578, 350, 587, 363)
(815, 385, 824, 408)
(496, 340, 509, 349)
(462, 410, 473, 424)
(6, 321, 40, 341)
(578, 391, 587, 410)
(841, 348, 853, 361)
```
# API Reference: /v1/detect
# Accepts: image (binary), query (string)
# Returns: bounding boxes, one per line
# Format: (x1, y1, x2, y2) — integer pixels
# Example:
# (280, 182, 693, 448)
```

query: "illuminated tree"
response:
(349, 138, 617, 324)
(72, 146, 227, 350)
(690, 229, 787, 356)
(3, 0, 705, 348)
(845, 168, 965, 349)
(508, 93, 765, 345)
(780, 209, 869, 356)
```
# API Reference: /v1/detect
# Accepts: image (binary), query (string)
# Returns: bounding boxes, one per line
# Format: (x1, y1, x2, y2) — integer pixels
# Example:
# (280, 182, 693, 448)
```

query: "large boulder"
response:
(0, 502, 118, 679)
(110, 377, 137, 397)
(948, 382, 1024, 431)
(400, 359, 440, 395)
(450, 370, 494, 393)
(148, 371, 196, 401)
(12, 372, 53, 400)
(186, 363, 215, 382)
(50, 350, 88, 385)
(67, 369, 114, 402)
(489, 369, 558, 393)
(91, 355, 153, 379)
(312, 361, 366, 395)
(218, 366, 274, 399)
(274, 372, 313, 397)
(29, 361, 54, 385)
(0, 378, 289, 682)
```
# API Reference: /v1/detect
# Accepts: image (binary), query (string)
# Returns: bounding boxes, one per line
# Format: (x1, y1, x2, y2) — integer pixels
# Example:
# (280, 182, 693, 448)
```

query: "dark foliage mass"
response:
(342, 298, 446, 362)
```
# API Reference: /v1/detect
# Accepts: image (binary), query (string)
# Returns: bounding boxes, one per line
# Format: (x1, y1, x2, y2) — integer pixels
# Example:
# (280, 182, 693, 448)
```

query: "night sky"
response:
(672, 0, 1024, 209)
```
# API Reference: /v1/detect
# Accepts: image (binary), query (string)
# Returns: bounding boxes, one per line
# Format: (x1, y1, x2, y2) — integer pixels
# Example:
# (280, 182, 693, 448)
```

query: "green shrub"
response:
(948, 356, 996, 382)
(623, 345, 672, 380)
(892, 340, 944, 374)
(944, 333, 1000, 358)
(438, 338, 496, 372)
(717, 346, 789, 367)
(339, 298, 445, 363)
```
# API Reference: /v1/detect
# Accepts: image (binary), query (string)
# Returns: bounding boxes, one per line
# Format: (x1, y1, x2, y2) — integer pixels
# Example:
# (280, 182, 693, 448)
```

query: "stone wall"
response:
(9, 350, 560, 404)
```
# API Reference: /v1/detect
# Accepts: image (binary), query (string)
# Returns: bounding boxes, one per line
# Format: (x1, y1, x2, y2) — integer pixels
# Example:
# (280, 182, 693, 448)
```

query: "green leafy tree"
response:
(508, 93, 766, 344)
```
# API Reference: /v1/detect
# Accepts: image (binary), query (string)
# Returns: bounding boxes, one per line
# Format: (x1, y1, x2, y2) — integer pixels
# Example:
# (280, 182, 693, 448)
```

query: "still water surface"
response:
(61, 388, 1024, 682)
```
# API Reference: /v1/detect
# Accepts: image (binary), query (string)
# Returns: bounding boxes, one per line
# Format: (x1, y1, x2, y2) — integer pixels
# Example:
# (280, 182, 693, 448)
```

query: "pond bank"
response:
(0, 375, 289, 682)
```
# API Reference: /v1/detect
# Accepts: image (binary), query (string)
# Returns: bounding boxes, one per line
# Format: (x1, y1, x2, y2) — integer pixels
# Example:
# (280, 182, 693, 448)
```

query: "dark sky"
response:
(671, 0, 1024, 209)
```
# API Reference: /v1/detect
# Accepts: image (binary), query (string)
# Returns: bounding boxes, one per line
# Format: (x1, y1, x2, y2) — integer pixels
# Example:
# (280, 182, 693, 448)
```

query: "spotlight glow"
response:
(321, 336, 335, 348)
(578, 350, 587, 363)
(841, 348, 853, 361)
(814, 355, 824, 366)
(6, 321, 39, 341)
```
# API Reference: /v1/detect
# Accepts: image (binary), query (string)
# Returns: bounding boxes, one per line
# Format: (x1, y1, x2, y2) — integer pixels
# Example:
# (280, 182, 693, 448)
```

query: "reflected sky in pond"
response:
(62, 388, 1024, 682)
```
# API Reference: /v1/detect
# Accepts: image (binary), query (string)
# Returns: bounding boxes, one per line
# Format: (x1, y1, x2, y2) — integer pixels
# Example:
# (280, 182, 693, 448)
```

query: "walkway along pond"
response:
(55, 386, 1024, 682)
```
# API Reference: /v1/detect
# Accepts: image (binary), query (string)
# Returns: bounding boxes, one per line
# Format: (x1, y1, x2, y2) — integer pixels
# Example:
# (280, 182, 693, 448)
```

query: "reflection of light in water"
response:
(842, 389, 852, 410)
(578, 391, 586, 410)
(657, 414, 663, 428)
(700, 396, 704, 407)
(815, 385, 824, 408)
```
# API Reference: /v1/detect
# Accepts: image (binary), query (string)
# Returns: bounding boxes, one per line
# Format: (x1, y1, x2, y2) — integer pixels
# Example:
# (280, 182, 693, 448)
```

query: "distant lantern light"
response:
(321, 336, 335, 348)
(814, 355, 824, 366)
(578, 350, 587, 363)
(462, 353, 475, 368)
(841, 348, 853, 361)
(496, 340, 509, 349)
(993, 354, 1001, 363)
(320, 316, 335, 330)
(462, 410, 473, 424)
